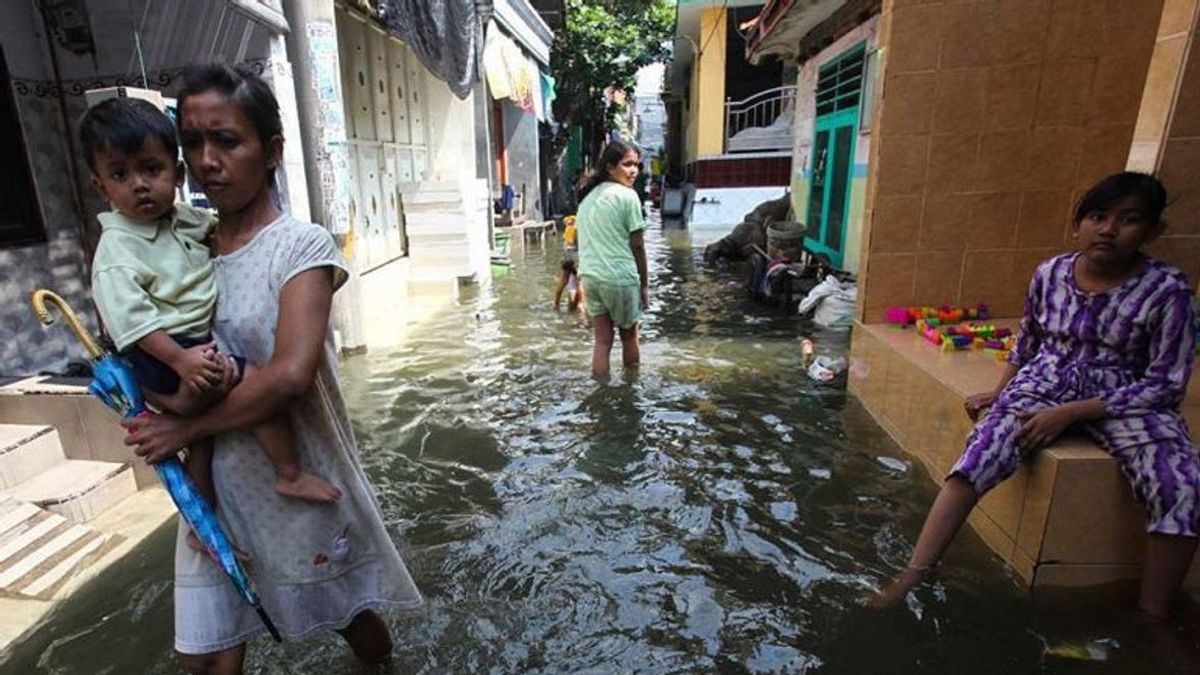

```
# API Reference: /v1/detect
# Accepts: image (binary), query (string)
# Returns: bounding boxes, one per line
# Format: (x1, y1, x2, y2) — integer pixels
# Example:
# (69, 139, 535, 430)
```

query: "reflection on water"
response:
(5, 217, 1200, 674)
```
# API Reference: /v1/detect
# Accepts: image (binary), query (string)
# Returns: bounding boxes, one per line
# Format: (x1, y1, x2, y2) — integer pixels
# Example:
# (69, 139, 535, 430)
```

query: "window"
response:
(815, 45, 865, 117)
(0, 47, 47, 248)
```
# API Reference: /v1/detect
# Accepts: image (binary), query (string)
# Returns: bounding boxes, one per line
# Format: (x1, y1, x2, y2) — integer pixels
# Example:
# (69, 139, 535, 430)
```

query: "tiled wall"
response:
(857, 0, 1166, 321)
(1132, 0, 1200, 285)
(1, 92, 96, 375)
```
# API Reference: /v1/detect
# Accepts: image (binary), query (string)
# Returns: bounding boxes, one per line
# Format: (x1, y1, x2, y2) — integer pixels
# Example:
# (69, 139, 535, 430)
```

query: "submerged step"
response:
(4, 461, 137, 523)
(0, 424, 66, 489)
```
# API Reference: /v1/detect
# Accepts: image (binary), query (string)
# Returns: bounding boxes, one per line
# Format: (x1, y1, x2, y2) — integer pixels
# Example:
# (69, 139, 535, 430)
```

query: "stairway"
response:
(401, 178, 492, 298)
(0, 424, 135, 598)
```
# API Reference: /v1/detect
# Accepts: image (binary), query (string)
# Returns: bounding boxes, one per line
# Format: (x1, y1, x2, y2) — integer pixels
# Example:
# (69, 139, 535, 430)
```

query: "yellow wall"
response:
(687, 6, 727, 162)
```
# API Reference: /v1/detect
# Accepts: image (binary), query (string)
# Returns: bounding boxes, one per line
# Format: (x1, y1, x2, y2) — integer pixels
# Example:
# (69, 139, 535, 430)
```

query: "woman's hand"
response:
(122, 413, 196, 464)
(964, 392, 998, 421)
(1013, 405, 1079, 452)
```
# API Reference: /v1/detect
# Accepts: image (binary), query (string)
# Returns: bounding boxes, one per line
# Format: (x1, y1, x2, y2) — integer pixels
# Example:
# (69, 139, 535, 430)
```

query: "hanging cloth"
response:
(375, 0, 482, 100)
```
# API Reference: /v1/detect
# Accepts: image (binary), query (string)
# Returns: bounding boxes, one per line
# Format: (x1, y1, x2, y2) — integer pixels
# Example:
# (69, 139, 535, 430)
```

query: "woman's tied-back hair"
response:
(177, 63, 283, 181)
(79, 97, 179, 173)
(579, 140, 641, 201)
(1074, 172, 1169, 226)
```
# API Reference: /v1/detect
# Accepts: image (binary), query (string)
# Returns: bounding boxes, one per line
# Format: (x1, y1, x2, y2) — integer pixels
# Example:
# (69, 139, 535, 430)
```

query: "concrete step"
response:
(4, 460, 137, 523)
(0, 424, 66, 490)
(0, 496, 111, 599)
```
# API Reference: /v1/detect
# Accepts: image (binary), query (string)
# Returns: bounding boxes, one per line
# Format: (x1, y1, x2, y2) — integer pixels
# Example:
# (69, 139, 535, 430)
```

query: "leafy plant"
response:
(550, 0, 673, 152)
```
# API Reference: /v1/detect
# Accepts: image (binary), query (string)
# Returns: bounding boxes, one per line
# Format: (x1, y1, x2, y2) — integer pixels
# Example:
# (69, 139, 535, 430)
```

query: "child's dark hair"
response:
(1074, 172, 1168, 225)
(177, 63, 282, 179)
(579, 140, 641, 201)
(78, 97, 178, 173)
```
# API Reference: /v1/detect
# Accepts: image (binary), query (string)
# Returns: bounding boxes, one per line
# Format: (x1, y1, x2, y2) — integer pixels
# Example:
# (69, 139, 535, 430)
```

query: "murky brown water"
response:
(3, 216, 1199, 673)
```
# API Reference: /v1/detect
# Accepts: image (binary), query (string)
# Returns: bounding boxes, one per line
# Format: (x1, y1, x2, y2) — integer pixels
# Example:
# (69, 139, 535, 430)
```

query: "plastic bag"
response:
(798, 275, 857, 329)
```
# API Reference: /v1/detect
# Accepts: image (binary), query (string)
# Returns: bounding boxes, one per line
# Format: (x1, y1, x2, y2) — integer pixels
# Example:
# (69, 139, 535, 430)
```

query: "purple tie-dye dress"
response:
(951, 253, 1200, 536)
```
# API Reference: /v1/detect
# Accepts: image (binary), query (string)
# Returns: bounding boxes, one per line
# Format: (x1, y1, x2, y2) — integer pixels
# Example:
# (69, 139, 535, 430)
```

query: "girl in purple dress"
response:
(875, 173, 1199, 619)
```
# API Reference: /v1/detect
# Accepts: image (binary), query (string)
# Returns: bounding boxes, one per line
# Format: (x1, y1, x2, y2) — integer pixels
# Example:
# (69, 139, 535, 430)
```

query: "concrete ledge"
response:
(849, 320, 1200, 590)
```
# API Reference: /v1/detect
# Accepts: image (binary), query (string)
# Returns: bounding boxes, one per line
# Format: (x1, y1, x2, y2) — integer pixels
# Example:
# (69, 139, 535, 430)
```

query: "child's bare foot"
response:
(866, 566, 930, 609)
(186, 529, 205, 554)
(186, 529, 251, 563)
(275, 472, 342, 503)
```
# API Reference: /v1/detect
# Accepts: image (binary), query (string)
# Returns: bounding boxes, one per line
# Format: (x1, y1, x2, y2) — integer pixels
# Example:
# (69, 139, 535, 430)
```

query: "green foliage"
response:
(550, 0, 674, 132)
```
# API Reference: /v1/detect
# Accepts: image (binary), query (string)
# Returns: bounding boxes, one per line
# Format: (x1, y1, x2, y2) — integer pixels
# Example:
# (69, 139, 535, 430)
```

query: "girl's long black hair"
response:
(578, 140, 640, 202)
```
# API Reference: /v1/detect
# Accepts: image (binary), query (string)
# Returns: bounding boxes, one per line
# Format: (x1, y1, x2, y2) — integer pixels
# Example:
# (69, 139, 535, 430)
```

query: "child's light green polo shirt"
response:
(91, 204, 218, 351)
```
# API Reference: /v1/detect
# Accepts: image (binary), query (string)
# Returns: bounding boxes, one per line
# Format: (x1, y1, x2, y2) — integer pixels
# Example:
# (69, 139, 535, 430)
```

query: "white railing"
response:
(724, 85, 797, 153)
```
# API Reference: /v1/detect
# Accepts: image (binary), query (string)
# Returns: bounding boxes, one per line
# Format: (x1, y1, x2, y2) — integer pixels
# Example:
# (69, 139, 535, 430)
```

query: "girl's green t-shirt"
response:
(577, 182, 645, 287)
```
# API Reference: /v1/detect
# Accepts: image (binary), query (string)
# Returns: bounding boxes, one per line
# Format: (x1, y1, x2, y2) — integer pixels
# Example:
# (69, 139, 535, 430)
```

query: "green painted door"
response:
(805, 44, 865, 269)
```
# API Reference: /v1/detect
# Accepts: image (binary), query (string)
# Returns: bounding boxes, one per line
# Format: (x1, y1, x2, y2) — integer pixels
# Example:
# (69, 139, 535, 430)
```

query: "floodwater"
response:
(3, 215, 1199, 674)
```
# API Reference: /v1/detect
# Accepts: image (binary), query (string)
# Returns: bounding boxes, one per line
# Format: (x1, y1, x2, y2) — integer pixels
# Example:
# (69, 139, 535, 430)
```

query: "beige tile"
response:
(872, 194, 923, 253)
(976, 130, 1031, 191)
(886, 3, 944, 73)
(939, 2, 993, 69)
(918, 192, 970, 252)
(882, 73, 937, 135)
(984, 64, 1041, 131)
(1033, 563, 1141, 589)
(1169, 40, 1200, 139)
(1011, 546, 1038, 586)
(1126, 139, 1162, 173)
(75, 398, 156, 490)
(1090, 56, 1156, 131)
(933, 68, 986, 133)
(968, 508, 1017, 561)
(1158, 0, 1199, 38)
(1102, 0, 1168, 62)
(1160, 138, 1200, 236)
(1134, 36, 1188, 142)
(863, 254, 919, 316)
(1025, 126, 1085, 190)
(1016, 447, 1060, 560)
(1017, 190, 1073, 249)
(1044, 0, 1108, 60)
(1145, 236, 1200, 285)
(979, 460, 1030, 541)
(876, 134, 930, 196)
(1035, 59, 1096, 127)
(1012, 249, 1060, 297)
(966, 191, 1021, 249)
(1077, 124, 1135, 188)
(961, 250, 1020, 315)
(987, 0, 1052, 65)
(1039, 443, 1146, 564)
(926, 133, 980, 195)
(882, 358, 917, 446)
(914, 251, 966, 305)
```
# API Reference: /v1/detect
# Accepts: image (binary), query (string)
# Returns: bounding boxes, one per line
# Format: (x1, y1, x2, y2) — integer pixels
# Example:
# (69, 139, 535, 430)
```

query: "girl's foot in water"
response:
(868, 566, 931, 609)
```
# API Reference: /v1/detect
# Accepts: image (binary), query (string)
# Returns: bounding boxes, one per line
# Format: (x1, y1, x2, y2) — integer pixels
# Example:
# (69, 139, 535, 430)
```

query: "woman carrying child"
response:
(121, 64, 421, 672)
(875, 172, 1200, 620)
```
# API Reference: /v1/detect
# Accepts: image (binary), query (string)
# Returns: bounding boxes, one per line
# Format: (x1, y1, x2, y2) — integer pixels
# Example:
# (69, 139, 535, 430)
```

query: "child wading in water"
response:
(81, 97, 342, 509)
(554, 215, 584, 312)
(875, 172, 1199, 619)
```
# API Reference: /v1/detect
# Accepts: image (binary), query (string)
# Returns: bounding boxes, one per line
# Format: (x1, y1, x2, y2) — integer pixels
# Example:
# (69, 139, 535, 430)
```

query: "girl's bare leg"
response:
(592, 314, 615, 380)
(179, 643, 246, 675)
(872, 476, 978, 607)
(618, 324, 640, 370)
(1139, 534, 1199, 619)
